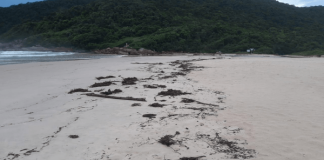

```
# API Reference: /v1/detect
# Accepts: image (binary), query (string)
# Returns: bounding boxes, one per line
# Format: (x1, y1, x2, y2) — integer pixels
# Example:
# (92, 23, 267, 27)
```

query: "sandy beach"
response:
(189, 56, 324, 160)
(0, 55, 323, 160)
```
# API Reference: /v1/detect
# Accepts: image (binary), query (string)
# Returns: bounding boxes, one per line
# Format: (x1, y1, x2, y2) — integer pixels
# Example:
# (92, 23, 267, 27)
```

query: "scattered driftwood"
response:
(90, 81, 114, 88)
(149, 103, 166, 108)
(68, 88, 90, 94)
(143, 114, 156, 119)
(85, 93, 146, 102)
(196, 101, 219, 107)
(158, 89, 191, 97)
(96, 76, 115, 80)
(143, 84, 167, 89)
(131, 103, 141, 107)
(122, 77, 138, 85)
(181, 98, 218, 107)
(101, 89, 122, 95)
(179, 156, 206, 160)
(69, 135, 79, 139)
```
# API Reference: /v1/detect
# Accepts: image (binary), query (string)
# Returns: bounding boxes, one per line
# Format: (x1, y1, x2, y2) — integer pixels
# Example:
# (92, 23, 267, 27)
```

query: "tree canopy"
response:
(0, 0, 323, 55)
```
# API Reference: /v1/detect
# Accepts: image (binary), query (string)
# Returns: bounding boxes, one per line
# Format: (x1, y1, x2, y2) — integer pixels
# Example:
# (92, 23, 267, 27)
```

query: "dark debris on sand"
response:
(171, 72, 187, 76)
(90, 81, 115, 88)
(158, 132, 180, 147)
(68, 88, 90, 94)
(96, 76, 115, 80)
(149, 103, 166, 108)
(122, 77, 138, 85)
(143, 84, 167, 89)
(181, 98, 195, 103)
(69, 135, 79, 139)
(100, 89, 122, 95)
(7, 153, 20, 159)
(159, 75, 177, 79)
(179, 156, 206, 160)
(131, 103, 142, 107)
(94, 89, 104, 92)
(133, 62, 163, 65)
(158, 89, 191, 97)
(23, 149, 39, 156)
(143, 114, 156, 119)
(196, 133, 256, 159)
(158, 135, 176, 147)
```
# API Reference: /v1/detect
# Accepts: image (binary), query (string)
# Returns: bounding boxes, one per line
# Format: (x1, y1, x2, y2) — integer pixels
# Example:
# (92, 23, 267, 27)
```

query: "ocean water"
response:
(0, 51, 118, 65)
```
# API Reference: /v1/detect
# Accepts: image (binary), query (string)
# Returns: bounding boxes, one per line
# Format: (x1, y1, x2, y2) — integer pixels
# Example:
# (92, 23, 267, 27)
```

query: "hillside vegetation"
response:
(0, 0, 324, 55)
(0, 0, 95, 35)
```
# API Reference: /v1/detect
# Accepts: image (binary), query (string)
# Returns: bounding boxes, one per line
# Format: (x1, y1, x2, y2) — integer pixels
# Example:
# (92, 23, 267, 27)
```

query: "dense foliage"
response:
(1, 0, 324, 55)
(0, 0, 95, 34)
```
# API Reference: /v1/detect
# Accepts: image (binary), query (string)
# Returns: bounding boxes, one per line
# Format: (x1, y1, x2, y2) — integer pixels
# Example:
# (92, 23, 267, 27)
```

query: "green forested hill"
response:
(1, 0, 324, 55)
(0, 0, 95, 34)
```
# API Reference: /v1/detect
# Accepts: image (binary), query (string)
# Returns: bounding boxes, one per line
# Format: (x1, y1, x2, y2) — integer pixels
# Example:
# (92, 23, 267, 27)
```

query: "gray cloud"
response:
(277, 0, 324, 7)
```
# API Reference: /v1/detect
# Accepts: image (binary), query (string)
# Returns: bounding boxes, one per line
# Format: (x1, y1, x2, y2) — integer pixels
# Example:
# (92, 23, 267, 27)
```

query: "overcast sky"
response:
(0, 0, 324, 7)
(277, 0, 324, 7)
(0, 0, 42, 7)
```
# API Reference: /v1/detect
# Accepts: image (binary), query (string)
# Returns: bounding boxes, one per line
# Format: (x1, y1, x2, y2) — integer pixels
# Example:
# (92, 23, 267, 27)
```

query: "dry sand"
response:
(0, 55, 323, 160)
(189, 56, 324, 160)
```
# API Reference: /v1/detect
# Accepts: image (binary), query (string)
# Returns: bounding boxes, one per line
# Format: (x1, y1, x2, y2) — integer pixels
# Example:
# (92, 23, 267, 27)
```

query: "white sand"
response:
(1, 56, 233, 160)
(189, 56, 324, 160)
(1, 55, 323, 160)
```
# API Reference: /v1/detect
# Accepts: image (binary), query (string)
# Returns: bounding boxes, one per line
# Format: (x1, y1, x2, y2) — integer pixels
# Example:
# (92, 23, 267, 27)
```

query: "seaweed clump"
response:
(149, 103, 166, 108)
(122, 77, 138, 85)
(69, 135, 79, 139)
(68, 88, 90, 94)
(143, 114, 156, 119)
(143, 84, 167, 89)
(158, 131, 180, 147)
(158, 135, 176, 147)
(196, 133, 256, 159)
(101, 89, 122, 95)
(131, 103, 141, 107)
(158, 89, 191, 97)
(90, 81, 114, 88)
(179, 156, 206, 160)
(96, 76, 115, 80)
(159, 75, 176, 79)
(181, 98, 195, 103)
(171, 72, 187, 76)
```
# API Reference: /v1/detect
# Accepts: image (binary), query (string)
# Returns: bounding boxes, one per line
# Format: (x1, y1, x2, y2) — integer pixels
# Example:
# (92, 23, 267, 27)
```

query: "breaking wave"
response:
(0, 51, 75, 58)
